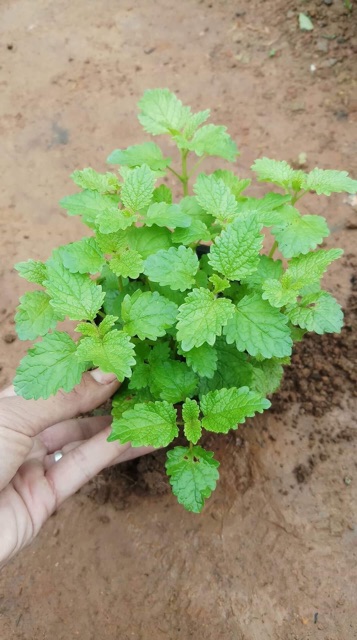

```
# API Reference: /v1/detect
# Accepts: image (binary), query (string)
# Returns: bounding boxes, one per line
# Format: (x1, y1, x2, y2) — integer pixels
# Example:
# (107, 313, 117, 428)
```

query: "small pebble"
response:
(4, 333, 16, 344)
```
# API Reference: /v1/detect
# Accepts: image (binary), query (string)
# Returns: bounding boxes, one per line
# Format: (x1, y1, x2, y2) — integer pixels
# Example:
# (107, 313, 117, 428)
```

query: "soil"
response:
(0, 0, 357, 639)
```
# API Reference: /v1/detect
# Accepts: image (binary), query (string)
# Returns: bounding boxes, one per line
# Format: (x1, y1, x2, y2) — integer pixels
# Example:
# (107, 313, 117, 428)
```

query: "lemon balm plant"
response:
(13, 89, 356, 512)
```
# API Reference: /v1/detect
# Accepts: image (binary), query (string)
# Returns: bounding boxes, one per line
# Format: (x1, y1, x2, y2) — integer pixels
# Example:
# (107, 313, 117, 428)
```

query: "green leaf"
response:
(180, 195, 213, 226)
(144, 246, 199, 292)
(107, 142, 171, 172)
(224, 293, 293, 358)
(237, 194, 293, 226)
(111, 400, 178, 447)
(71, 168, 119, 194)
(95, 230, 127, 254)
(57, 237, 105, 274)
(183, 109, 211, 138)
(182, 399, 202, 444)
(15, 260, 47, 285)
(208, 217, 263, 280)
(15, 291, 63, 341)
(152, 184, 173, 204)
(299, 13, 314, 30)
(177, 288, 234, 351)
(262, 249, 343, 308)
(212, 169, 251, 198)
(121, 164, 156, 212)
(95, 208, 137, 233)
(302, 168, 357, 195)
(109, 249, 144, 279)
(76, 329, 136, 381)
(150, 360, 198, 403)
(145, 202, 191, 228)
(60, 191, 120, 229)
(166, 445, 219, 513)
(251, 158, 300, 190)
(184, 343, 218, 379)
(198, 340, 253, 396)
(200, 386, 270, 433)
(194, 173, 238, 222)
(286, 291, 343, 334)
(241, 255, 283, 290)
(250, 358, 284, 395)
(171, 219, 210, 245)
(138, 88, 191, 135)
(187, 124, 238, 161)
(44, 258, 105, 321)
(271, 209, 330, 258)
(209, 274, 230, 294)
(149, 282, 186, 306)
(128, 362, 151, 390)
(126, 225, 172, 259)
(122, 290, 177, 340)
(14, 331, 87, 400)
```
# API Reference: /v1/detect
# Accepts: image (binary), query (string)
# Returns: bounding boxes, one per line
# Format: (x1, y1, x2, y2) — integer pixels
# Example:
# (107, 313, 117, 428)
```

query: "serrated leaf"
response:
(183, 109, 211, 138)
(299, 13, 314, 30)
(251, 358, 284, 395)
(128, 362, 151, 390)
(121, 164, 156, 212)
(224, 293, 292, 358)
(198, 340, 253, 396)
(166, 445, 219, 513)
(194, 173, 238, 222)
(241, 255, 283, 290)
(286, 291, 343, 334)
(251, 158, 300, 190)
(107, 142, 171, 172)
(15, 291, 63, 340)
(213, 169, 251, 198)
(97, 314, 119, 336)
(187, 124, 238, 162)
(14, 331, 87, 400)
(57, 237, 105, 274)
(76, 329, 136, 381)
(126, 225, 172, 259)
(302, 168, 357, 195)
(71, 168, 119, 194)
(111, 400, 178, 447)
(109, 249, 144, 279)
(75, 322, 99, 337)
(152, 184, 173, 204)
(177, 288, 234, 351)
(209, 274, 230, 294)
(96, 206, 137, 234)
(95, 230, 128, 254)
(144, 246, 199, 292)
(148, 341, 171, 364)
(60, 191, 120, 229)
(145, 202, 191, 228)
(180, 195, 214, 226)
(208, 217, 263, 280)
(44, 258, 105, 321)
(15, 260, 47, 285)
(237, 194, 293, 226)
(272, 209, 330, 258)
(201, 386, 270, 433)
(171, 219, 211, 245)
(138, 88, 191, 135)
(122, 290, 177, 340)
(150, 360, 198, 403)
(261, 278, 300, 308)
(182, 399, 202, 444)
(184, 343, 218, 379)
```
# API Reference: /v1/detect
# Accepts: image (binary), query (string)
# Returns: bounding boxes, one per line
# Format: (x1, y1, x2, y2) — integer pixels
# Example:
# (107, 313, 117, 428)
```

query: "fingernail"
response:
(89, 369, 118, 384)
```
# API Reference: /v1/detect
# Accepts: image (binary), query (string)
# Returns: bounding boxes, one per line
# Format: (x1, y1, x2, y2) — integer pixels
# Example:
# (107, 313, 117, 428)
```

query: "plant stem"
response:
(181, 149, 189, 196)
(167, 166, 183, 181)
(268, 240, 278, 259)
(188, 155, 207, 179)
(118, 276, 123, 292)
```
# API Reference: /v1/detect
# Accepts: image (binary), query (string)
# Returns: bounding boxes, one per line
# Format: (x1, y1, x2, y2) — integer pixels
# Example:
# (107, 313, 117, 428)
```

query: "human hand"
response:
(0, 370, 151, 568)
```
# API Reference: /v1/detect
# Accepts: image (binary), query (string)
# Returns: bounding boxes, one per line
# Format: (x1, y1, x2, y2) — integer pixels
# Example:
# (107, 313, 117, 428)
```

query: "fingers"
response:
(0, 370, 120, 438)
(46, 427, 154, 506)
(39, 415, 111, 453)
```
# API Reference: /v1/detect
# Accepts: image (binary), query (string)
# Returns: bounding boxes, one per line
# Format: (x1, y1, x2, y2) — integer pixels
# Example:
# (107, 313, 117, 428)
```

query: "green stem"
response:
(167, 166, 183, 181)
(268, 240, 278, 259)
(118, 276, 123, 292)
(188, 155, 207, 179)
(291, 190, 306, 205)
(181, 149, 189, 196)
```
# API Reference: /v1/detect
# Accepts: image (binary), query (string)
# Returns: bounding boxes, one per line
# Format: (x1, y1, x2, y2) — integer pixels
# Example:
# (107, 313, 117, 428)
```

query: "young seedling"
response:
(13, 89, 357, 512)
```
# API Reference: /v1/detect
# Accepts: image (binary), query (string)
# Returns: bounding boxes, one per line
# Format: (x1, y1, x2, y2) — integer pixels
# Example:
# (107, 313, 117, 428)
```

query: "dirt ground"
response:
(0, 0, 357, 638)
